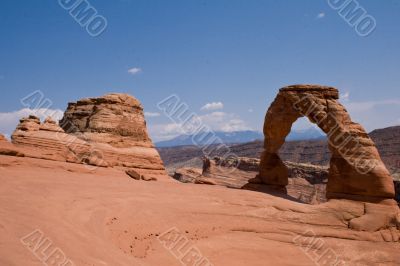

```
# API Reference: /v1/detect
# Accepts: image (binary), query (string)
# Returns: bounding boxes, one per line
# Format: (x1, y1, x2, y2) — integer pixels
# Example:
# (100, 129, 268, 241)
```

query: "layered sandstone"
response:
(59, 93, 167, 178)
(11, 115, 95, 164)
(253, 85, 396, 203)
(0, 133, 25, 157)
(5, 93, 168, 180)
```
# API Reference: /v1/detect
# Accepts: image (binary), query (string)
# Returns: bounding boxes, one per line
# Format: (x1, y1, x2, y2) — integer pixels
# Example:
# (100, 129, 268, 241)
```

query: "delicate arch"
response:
(257, 85, 395, 202)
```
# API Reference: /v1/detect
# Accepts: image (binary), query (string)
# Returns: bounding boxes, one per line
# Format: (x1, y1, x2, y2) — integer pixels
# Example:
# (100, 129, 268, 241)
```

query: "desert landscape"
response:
(1, 86, 399, 266)
(1, 1, 400, 265)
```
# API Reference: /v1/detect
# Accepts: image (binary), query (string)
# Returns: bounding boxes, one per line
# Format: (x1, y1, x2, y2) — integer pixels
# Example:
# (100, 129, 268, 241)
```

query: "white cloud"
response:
(340, 91, 350, 101)
(0, 108, 63, 138)
(144, 112, 160, 117)
(148, 111, 251, 142)
(248, 108, 253, 113)
(200, 102, 224, 111)
(343, 99, 400, 131)
(316, 12, 325, 19)
(127, 67, 142, 75)
(291, 117, 320, 131)
(148, 123, 186, 141)
(345, 99, 400, 113)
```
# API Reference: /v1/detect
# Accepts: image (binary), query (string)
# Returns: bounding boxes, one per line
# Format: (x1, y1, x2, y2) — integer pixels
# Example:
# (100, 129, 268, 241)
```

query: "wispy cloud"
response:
(0, 108, 64, 138)
(340, 91, 350, 101)
(148, 111, 251, 141)
(144, 112, 160, 117)
(346, 99, 400, 112)
(316, 12, 325, 19)
(200, 102, 224, 111)
(344, 99, 400, 131)
(127, 67, 142, 75)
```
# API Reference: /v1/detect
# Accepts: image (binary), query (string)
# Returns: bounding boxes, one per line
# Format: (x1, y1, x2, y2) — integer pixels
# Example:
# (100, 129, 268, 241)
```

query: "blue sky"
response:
(0, 0, 399, 141)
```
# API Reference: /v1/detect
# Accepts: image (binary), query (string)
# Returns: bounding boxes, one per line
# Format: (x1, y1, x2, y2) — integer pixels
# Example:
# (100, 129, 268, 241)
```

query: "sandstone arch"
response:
(256, 85, 395, 203)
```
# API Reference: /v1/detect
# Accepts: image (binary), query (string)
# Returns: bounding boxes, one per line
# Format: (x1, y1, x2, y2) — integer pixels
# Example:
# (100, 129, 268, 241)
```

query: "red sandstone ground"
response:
(1, 155, 399, 266)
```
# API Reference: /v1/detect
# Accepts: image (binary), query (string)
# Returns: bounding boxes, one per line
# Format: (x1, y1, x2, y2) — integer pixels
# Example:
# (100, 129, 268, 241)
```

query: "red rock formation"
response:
(11, 115, 94, 164)
(0, 133, 25, 157)
(4, 93, 168, 180)
(254, 85, 396, 203)
(173, 156, 328, 204)
(59, 93, 167, 179)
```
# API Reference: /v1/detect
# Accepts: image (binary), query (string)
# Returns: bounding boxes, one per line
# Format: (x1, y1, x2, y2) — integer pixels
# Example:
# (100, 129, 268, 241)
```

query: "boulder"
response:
(173, 168, 202, 183)
(39, 117, 64, 132)
(126, 169, 141, 180)
(194, 177, 217, 185)
(126, 169, 158, 181)
(15, 115, 41, 131)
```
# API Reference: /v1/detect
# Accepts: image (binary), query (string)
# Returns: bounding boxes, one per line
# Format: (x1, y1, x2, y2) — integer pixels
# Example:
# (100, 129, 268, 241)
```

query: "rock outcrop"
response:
(253, 85, 396, 204)
(11, 115, 95, 164)
(0, 133, 25, 157)
(3, 93, 168, 180)
(173, 156, 328, 204)
(59, 93, 167, 179)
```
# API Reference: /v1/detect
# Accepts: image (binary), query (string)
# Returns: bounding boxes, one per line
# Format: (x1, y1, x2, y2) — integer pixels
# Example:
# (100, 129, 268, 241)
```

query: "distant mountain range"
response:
(155, 128, 324, 147)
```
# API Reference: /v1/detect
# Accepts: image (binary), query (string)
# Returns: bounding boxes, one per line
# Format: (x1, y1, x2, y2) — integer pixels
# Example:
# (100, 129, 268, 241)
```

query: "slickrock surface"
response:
(257, 85, 396, 203)
(59, 93, 167, 179)
(0, 155, 399, 266)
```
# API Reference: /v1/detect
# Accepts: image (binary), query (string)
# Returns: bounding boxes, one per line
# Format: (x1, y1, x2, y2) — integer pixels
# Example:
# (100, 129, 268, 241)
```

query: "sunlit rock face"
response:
(6, 93, 168, 180)
(255, 84, 395, 203)
(59, 93, 168, 178)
